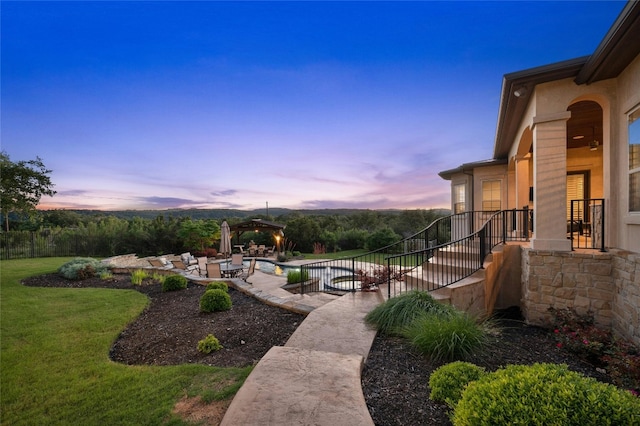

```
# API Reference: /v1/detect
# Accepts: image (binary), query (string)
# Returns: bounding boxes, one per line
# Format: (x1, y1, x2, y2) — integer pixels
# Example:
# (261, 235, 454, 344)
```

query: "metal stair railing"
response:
(298, 209, 531, 296)
(384, 208, 531, 298)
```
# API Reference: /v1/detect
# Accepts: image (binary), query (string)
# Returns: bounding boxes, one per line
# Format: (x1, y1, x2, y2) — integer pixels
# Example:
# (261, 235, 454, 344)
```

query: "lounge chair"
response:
(148, 259, 165, 268)
(206, 262, 222, 279)
(171, 260, 187, 270)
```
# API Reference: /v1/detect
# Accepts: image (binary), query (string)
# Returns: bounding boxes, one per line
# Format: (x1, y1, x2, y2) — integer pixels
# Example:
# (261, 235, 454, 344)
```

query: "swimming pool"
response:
(248, 259, 362, 291)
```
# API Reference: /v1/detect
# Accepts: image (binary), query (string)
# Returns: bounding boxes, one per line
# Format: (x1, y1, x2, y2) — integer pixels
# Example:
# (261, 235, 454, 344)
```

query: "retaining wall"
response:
(522, 248, 640, 346)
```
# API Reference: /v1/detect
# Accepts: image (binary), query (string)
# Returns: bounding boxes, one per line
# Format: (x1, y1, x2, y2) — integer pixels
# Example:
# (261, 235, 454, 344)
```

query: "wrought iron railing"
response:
(384, 209, 531, 298)
(569, 198, 605, 252)
(299, 209, 532, 296)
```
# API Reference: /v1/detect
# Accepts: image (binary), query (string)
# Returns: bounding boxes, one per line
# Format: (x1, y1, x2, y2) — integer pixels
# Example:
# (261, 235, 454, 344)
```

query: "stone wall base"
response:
(522, 248, 639, 346)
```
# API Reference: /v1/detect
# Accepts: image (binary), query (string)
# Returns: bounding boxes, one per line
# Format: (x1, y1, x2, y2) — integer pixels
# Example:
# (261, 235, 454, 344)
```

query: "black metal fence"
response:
(569, 198, 606, 251)
(299, 209, 532, 296)
(385, 209, 531, 298)
(0, 230, 103, 260)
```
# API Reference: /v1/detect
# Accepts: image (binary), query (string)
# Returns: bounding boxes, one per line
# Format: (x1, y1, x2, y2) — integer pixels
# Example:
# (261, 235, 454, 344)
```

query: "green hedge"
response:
(452, 363, 640, 425)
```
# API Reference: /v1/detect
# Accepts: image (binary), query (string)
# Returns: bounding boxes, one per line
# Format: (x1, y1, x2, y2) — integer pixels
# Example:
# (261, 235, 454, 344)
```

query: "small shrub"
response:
(602, 339, 640, 393)
(365, 291, 455, 335)
(429, 361, 486, 408)
(58, 258, 109, 280)
(286, 269, 309, 284)
(356, 266, 402, 291)
(130, 269, 149, 285)
(162, 275, 187, 292)
(206, 281, 228, 292)
(197, 334, 223, 354)
(550, 307, 640, 392)
(99, 271, 113, 280)
(452, 363, 640, 425)
(550, 307, 611, 363)
(402, 312, 488, 361)
(200, 289, 232, 312)
(312, 242, 326, 254)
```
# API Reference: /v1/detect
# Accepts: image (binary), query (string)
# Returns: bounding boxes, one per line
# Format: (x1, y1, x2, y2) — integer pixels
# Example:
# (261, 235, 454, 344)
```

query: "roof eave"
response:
(493, 2, 640, 160)
(438, 158, 508, 180)
(575, 1, 640, 85)
(493, 57, 588, 159)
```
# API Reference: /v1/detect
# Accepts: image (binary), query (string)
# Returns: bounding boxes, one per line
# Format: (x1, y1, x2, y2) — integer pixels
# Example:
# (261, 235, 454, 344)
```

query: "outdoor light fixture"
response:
(514, 87, 528, 98)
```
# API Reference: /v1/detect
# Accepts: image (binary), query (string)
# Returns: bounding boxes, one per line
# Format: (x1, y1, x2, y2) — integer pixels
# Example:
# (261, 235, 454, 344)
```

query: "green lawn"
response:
(0, 258, 251, 425)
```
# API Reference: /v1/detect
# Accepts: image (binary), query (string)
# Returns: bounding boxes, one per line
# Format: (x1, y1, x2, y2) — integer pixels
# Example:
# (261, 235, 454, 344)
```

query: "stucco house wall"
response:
(438, 3, 640, 346)
(617, 54, 640, 253)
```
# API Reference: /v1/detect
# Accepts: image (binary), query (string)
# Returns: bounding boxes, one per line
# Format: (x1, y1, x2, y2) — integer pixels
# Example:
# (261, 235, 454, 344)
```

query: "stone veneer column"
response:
(530, 112, 572, 251)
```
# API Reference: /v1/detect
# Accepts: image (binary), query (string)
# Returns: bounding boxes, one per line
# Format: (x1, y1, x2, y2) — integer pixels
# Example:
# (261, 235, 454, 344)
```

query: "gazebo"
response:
(229, 219, 286, 252)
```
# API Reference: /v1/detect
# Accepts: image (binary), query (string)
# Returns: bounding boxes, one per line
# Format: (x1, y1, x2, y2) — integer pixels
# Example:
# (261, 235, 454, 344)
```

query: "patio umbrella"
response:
(219, 221, 232, 258)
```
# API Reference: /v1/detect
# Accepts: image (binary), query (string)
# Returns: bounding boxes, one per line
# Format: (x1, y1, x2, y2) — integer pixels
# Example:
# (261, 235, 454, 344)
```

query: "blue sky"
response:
(1, 1, 626, 211)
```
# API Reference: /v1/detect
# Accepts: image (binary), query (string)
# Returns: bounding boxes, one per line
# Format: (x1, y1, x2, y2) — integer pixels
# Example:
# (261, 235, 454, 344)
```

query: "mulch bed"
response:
(22, 273, 304, 368)
(23, 273, 615, 425)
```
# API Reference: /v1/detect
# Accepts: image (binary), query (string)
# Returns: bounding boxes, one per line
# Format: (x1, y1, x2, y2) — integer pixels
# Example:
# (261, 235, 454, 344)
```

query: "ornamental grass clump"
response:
(206, 281, 228, 292)
(451, 363, 640, 425)
(200, 289, 232, 313)
(365, 291, 455, 335)
(197, 334, 223, 354)
(130, 269, 149, 285)
(402, 312, 488, 361)
(161, 275, 187, 292)
(58, 257, 109, 280)
(429, 361, 486, 408)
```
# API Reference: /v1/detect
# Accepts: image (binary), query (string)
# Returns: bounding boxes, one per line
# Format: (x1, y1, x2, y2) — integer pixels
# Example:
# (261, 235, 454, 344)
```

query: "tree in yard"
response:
(0, 151, 56, 231)
(178, 219, 221, 252)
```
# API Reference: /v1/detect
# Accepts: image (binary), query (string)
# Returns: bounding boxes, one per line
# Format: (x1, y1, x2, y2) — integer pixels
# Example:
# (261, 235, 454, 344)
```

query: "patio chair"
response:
(257, 245, 265, 256)
(248, 245, 257, 256)
(231, 254, 244, 266)
(206, 262, 222, 279)
(197, 256, 208, 277)
(240, 258, 256, 281)
(180, 252, 197, 266)
(265, 246, 276, 257)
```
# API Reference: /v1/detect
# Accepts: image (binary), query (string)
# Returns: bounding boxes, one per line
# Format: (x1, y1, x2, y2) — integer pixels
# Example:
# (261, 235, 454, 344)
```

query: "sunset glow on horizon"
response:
(2, 1, 626, 211)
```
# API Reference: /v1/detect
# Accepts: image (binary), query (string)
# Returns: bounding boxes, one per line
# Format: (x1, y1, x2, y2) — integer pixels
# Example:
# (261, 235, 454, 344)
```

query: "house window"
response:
(630, 108, 640, 212)
(482, 180, 501, 211)
(453, 184, 465, 214)
(567, 172, 589, 220)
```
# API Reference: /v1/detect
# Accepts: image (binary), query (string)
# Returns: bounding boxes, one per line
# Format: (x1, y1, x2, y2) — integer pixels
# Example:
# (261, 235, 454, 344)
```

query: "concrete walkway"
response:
(220, 270, 383, 426)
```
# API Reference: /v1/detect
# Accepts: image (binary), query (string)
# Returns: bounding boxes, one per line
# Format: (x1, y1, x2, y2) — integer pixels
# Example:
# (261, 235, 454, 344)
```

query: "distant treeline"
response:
(1, 208, 450, 258)
(37, 207, 450, 221)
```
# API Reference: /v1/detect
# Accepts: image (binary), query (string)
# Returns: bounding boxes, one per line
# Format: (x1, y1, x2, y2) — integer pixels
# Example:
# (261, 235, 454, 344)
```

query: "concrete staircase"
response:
(382, 242, 497, 316)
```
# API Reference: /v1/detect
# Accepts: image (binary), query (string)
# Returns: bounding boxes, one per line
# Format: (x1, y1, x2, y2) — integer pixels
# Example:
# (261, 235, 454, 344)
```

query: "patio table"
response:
(220, 264, 243, 278)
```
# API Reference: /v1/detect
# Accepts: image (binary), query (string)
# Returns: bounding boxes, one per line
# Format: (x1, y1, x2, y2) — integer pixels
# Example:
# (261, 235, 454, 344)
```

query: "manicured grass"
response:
(1, 258, 251, 425)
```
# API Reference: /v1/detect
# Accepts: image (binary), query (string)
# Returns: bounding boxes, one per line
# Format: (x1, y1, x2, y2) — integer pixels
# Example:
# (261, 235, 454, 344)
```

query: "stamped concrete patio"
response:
(220, 266, 383, 426)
